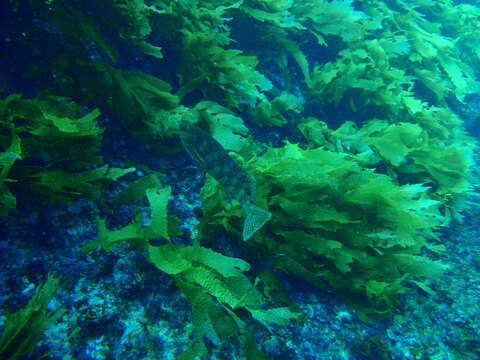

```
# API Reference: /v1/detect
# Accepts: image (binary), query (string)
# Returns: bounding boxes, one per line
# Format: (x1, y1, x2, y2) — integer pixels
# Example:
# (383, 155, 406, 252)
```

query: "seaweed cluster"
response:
(0, 0, 479, 359)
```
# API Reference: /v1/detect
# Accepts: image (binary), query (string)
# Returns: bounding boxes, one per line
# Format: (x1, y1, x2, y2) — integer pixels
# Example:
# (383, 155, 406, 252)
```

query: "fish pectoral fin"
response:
(242, 205, 271, 241)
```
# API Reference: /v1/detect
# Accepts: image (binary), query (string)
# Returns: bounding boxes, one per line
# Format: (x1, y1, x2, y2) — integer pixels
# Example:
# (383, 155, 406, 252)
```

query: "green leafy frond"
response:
(0, 95, 134, 214)
(0, 275, 64, 360)
(198, 141, 448, 316)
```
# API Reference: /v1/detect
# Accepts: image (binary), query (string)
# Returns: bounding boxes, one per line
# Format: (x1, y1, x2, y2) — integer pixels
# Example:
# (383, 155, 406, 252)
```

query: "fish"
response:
(180, 124, 271, 241)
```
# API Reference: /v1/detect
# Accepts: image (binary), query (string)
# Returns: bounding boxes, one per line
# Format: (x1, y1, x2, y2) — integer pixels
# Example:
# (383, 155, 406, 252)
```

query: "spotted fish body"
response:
(180, 124, 271, 240)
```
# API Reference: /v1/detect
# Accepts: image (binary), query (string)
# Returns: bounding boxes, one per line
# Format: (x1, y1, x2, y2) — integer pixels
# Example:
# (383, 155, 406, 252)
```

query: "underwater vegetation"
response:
(0, 275, 72, 360)
(0, 0, 479, 359)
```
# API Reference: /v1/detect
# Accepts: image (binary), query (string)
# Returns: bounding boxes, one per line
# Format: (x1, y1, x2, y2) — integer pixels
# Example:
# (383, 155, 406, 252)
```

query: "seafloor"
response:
(0, 129, 478, 360)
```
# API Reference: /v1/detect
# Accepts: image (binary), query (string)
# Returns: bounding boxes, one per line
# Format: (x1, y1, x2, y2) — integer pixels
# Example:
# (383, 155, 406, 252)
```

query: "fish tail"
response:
(243, 204, 271, 241)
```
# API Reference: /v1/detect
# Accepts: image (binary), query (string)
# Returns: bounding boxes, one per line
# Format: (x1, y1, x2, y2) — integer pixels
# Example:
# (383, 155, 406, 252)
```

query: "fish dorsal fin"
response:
(243, 204, 272, 241)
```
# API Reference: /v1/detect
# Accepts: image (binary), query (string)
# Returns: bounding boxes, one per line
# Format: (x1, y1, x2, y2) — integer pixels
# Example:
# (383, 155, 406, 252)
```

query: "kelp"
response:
(148, 0, 273, 108)
(298, 114, 475, 219)
(83, 174, 298, 359)
(13, 1, 119, 63)
(291, 0, 370, 45)
(308, 39, 416, 111)
(241, 0, 368, 46)
(189, 101, 251, 152)
(0, 94, 133, 215)
(69, 63, 254, 154)
(358, 0, 479, 103)
(22, 0, 164, 61)
(69, 63, 193, 153)
(252, 92, 304, 127)
(2, 0, 480, 356)
(177, 30, 272, 108)
(198, 142, 448, 317)
(305, 28, 476, 215)
(0, 275, 64, 360)
(241, 0, 303, 30)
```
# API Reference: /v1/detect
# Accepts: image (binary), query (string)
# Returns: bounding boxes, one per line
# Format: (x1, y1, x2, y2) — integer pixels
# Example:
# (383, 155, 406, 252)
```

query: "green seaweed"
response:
(83, 177, 298, 359)
(198, 142, 448, 317)
(3, 0, 480, 356)
(0, 275, 64, 360)
(253, 92, 304, 127)
(0, 94, 133, 215)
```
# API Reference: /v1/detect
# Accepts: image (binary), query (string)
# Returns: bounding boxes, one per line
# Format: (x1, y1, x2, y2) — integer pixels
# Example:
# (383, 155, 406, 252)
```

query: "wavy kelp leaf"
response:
(83, 179, 176, 253)
(253, 92, 303, 127)
(271, 198, 358, 228)
(298, 117, 337, 150)
(146, 186, 171, 240)
(176, 341, 207, 360)
(405, 146, 471, 195)
(84, 173, 295, 357)
(148, 242, 299, 342)
(192, 101, 250, 152)
(378, 34, 411, 57)
(446, 4, 480, 61)
(414, 68, 451, 103)
(392, 254, 450, 277)
(185, 267, 257, 308)
(171, 254, 294, 359)
(359, 0, 480, 105)
(365, 278, 407, 309)
(363, 122, 427, 166)
(304, 114, 474, 218)
(86, 0, 166, 59)
(114, 174, 162, 204)
(31, 2, 118, 62)
(353, 118, 473, 200)
(256, 269, 299, 310)
(197, 142, 447, 315)
(89, 64, 193, 150)
(269, 250, 325, 288)
(277, 38, 311, 87)
(120, 70, 179, 110)
(0, 275, 63, 360)
(4, 96, 104, 164)
(241, 0, 304, 29)
(85, 0, 272, 111)
(148, 244, 260, 307)
(133, 40, 163, 59)
(82, 219, 149, 253)
(187, 245, 250, 277)
(248, 307, 299, 331)
(308, 40, 415, 107)
(41, 108, 102, 135)
(36, 166, 134, 196)
(306, 24, 475, 208)
(274, 230, 354, 273)
(177, 27, 272, 108)
(292, 0, 369, 44)
(175, 278, 265, 360)
(148, 244, 253, 279)
(148, 245, 193, 275)
(0, 95, 132, 213)
(176, 280, 230, 347)
(0, 132, 21, 185)
(438, 54, 477, 102)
